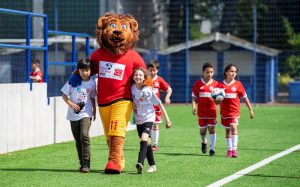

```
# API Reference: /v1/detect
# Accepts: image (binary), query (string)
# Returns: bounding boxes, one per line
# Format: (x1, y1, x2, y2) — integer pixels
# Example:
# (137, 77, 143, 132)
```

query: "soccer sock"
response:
(138, 141, 148, 165)
(146, 145, 156, 166)
(152, 129, 159, 146)
(232, 134, 238, 151)
(200, 133, 207, 144)
(209, 133, 216, 150)
(226, 137, 232, 151)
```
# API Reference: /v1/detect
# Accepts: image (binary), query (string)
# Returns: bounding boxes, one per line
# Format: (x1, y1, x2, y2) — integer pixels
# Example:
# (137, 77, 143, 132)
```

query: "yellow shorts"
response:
(99, 100, 133, 138)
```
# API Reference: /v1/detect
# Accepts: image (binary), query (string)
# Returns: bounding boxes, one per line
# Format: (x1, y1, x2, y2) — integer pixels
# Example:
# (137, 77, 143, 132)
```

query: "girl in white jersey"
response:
(131, 68, 171, 174)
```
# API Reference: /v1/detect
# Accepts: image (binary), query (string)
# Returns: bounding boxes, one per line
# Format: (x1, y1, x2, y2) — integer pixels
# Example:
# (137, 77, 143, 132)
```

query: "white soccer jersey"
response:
(61, 79, 97, 121)
(131, 85, 161, 124)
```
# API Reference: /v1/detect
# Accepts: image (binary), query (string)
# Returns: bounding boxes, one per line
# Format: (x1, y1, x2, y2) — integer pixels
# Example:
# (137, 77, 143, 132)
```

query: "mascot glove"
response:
(68, 74, 82, 87)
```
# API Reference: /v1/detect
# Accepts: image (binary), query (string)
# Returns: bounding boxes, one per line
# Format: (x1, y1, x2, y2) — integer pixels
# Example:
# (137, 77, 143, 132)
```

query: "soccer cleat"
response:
(104, 161, 121, 174)
(136, 163, 143, 174)
(227, 150, 233, 158)
(201, 143, 207, 153)
(147, 165, 157, 173)
(152, 145, 158, 151)
(209, 149, 215, 156)
(232, 150, 238, 158)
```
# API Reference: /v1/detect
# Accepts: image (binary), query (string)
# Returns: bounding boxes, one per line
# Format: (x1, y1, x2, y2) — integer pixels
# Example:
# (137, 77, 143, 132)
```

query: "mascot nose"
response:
(113, 30, 122, 35)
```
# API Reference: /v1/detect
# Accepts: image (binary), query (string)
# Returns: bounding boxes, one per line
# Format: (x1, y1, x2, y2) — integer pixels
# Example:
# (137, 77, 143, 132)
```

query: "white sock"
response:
(200, 134, 207, 144)
(232, 135, 238, 151)
(152, 129, 159, 146)
(226, 137, 232, 151)
(209, 133, 216, 150)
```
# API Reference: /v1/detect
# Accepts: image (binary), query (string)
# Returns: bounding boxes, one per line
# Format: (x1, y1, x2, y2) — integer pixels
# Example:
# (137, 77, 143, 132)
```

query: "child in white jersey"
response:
(61, 58, 97, 173)
(131, 67, 171, 174)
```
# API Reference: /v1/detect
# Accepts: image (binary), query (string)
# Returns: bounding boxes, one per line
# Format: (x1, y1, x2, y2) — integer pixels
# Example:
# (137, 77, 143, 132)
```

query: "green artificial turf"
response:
(1, 105, 299, 187)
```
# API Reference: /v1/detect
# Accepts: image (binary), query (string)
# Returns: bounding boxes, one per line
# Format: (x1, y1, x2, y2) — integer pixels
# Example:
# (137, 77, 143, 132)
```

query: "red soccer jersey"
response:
(192, 79, 218, 118)
(90, 48, 146, 106)
(152, 76, 170, 99)
(30, 68, 43, 83)
(218, 80, 247, 118)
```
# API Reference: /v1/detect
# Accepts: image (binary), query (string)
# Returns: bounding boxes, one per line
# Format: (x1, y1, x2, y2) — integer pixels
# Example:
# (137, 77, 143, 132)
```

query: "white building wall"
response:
(189, 51, 217, 76)
(0, 83, 135, 154)
(224, 51, 253, 76)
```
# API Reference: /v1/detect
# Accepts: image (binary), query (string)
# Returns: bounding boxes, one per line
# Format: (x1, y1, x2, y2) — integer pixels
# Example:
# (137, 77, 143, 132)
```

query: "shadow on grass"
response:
(245, 173, 299, 179)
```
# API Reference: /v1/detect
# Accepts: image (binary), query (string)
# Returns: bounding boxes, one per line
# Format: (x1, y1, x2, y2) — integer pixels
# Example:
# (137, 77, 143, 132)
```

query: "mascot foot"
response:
(104, 161, 121, 174)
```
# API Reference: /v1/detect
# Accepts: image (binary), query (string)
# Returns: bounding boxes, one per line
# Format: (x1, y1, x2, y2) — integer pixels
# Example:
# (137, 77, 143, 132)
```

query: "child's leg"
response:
(70, 121, 83, 167)
(200, 127, 207, 144)
(152, 123, 159, 146)
(208, 126, 216, 151)
(231, 125, 238, 157)
(146, 138, 156, 166)
(138, 133, 149, 165)
(225, 128, 232, 151)
(79, 117, 92, 172)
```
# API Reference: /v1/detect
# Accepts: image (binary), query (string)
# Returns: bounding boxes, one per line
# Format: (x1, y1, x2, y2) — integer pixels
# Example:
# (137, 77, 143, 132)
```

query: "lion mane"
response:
(96, 13, 139, 55)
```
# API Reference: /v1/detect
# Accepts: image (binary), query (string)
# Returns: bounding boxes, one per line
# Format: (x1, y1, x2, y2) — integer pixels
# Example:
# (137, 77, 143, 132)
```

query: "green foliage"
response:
(283, 17, 300, 80)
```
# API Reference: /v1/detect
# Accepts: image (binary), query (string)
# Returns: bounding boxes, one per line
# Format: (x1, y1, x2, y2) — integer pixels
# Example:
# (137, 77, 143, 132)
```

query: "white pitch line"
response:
(207, 144, 300, 187)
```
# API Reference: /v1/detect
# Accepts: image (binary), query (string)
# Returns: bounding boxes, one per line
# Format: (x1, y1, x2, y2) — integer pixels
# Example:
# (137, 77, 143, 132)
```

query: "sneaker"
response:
(227, 150, 233, 158)
(81, 160, 90, 173)
(147, 165, 157, 173)
(152, 145, 158, 151)
(232, 150, 238, 158)
(136, 163, 143, 174)
(201, 143, 207, 154)
(209, 149, 215, 156)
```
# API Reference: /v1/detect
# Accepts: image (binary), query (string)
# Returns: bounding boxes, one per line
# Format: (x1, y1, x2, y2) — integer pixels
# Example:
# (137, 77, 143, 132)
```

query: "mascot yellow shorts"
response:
(99, 100, 133, 138)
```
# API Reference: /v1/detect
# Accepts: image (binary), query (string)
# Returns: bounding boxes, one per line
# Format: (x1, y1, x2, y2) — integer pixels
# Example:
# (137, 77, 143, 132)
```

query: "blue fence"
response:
(1, 1, 300, 103)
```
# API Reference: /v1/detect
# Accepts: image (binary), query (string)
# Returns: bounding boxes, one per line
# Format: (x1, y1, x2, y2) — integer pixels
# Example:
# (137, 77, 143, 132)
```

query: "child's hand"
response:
(192, 107, 197, 115)
(214, 99, 221, 105)
(165, 97, 171, 105)
(70, 103, 80, 112)
(93, 110, 96, 121)
(165, 120, 172, 129)
(250, 110, 254, 119)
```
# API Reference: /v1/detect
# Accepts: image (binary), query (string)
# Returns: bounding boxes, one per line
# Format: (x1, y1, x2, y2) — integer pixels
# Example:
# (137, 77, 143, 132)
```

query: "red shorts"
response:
(221, 117, 239, 129)
(198, 118, 217, 128)
(154, 105, 162, 123)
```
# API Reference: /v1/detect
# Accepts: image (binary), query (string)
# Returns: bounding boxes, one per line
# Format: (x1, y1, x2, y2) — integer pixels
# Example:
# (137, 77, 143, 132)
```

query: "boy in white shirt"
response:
(61, 58, 97, 173)
(131, 68, 171, 174)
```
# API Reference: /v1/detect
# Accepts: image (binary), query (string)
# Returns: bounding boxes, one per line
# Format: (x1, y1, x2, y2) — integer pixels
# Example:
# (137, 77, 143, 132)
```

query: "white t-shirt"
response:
(131, 85, 161, 124)
(61, 79, 97, 121)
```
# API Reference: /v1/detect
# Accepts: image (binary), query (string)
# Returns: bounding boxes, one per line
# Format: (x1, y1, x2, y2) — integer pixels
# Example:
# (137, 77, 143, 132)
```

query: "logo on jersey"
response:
(231, 87, 236, 92)
(99, 61, 125, 80)
(209, 86, 214, 91)
(154, 82, 159, 87)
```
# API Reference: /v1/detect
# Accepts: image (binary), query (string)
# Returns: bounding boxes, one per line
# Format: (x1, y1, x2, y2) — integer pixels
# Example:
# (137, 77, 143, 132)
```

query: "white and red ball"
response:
(211, 88, 225, 101)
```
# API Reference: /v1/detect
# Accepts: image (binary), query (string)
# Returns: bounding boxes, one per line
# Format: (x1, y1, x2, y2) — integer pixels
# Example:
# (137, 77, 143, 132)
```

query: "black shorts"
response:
(136, 122, 154, 138)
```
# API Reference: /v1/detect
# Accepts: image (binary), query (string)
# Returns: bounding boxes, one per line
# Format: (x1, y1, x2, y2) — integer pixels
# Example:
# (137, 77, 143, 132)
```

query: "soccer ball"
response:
(211, 88, 225, 101)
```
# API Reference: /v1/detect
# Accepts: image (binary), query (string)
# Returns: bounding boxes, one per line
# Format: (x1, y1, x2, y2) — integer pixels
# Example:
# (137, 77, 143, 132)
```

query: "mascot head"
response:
(96, 13, 139, 55)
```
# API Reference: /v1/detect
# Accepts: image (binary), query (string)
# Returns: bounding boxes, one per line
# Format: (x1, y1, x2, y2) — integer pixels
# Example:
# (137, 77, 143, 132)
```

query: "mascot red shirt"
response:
(91, 48, 146, 106)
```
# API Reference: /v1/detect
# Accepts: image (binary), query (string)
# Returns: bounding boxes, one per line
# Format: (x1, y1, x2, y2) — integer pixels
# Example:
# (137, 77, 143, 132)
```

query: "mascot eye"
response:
(121, 24, 127, 29)
(110, 23, 117, 28)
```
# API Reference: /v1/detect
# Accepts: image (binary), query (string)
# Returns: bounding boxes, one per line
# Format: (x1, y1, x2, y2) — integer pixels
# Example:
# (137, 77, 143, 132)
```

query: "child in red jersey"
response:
(217, 64, 254, 158)
(192, 63, 218, 156)
(147, 60, 172, 151)
(30, 59, 43, 83)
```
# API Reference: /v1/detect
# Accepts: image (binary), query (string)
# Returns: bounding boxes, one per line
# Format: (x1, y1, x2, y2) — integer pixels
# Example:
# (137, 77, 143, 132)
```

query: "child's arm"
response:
(62, 93, 80, 112)
(192, 97, 197, 115)
(164, 87, 173, 105)
(158, 102, 172, 128)
(91, 98, 96, 121)
(244, 97, 254, 119)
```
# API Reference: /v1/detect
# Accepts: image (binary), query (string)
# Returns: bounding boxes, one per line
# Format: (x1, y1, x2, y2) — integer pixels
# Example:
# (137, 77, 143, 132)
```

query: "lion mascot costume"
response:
(91, 13, 146, 174)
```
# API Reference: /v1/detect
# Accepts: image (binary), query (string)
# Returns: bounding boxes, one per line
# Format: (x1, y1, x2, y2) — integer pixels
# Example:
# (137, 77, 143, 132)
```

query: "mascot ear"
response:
(98, 13, 112, 29)
(125, 14, 138, 32)
(129, 19, 138, 32)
